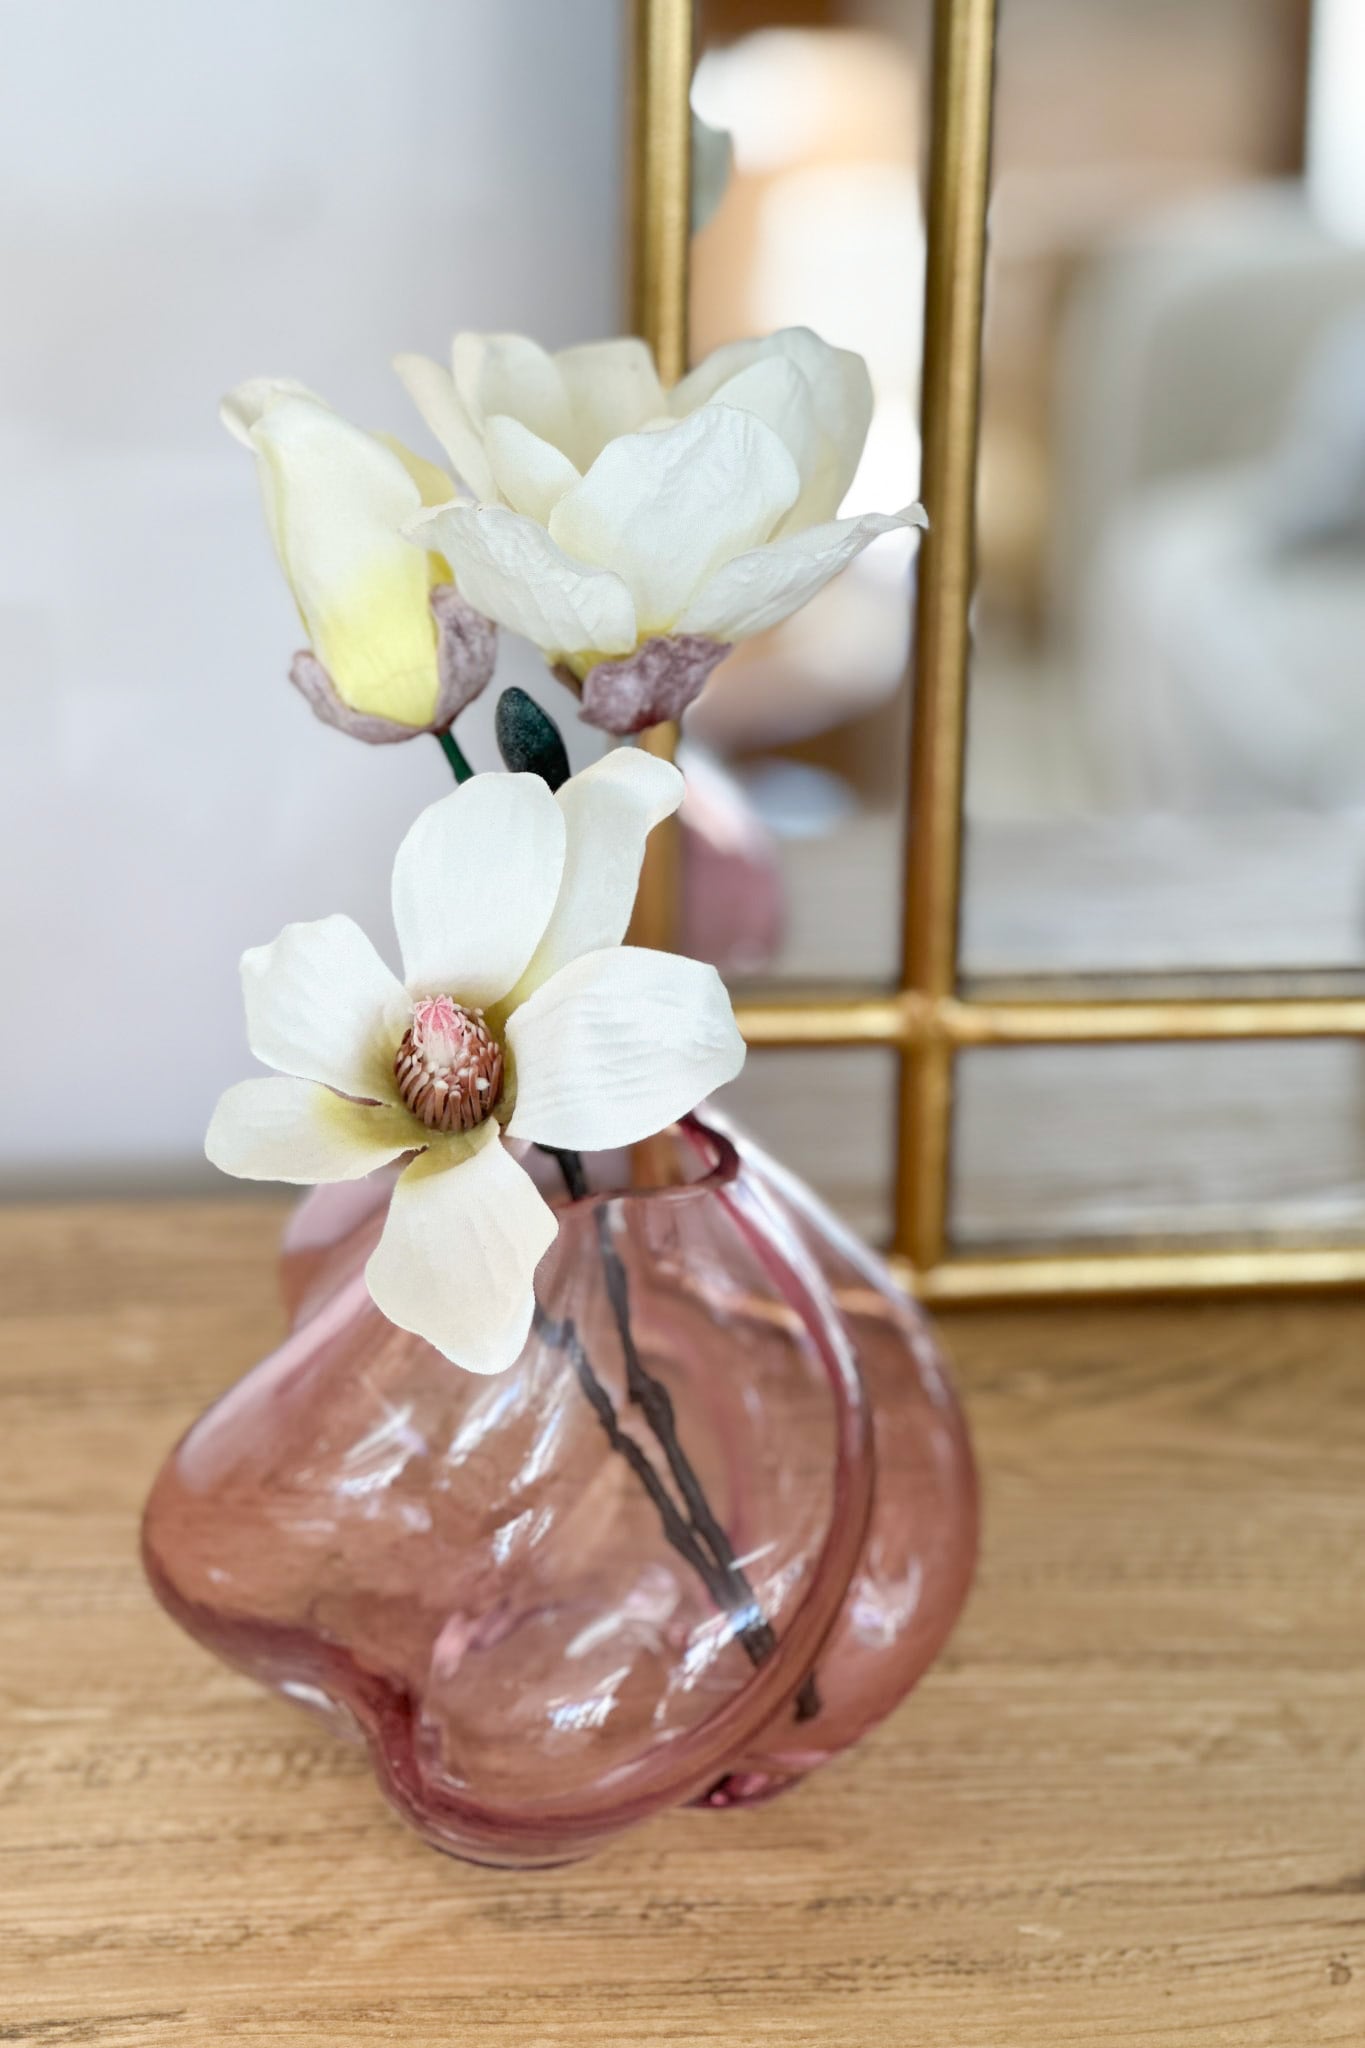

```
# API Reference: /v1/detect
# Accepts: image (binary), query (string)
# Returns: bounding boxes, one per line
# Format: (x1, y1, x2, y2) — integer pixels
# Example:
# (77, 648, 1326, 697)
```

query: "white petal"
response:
(505, 946, 746, 1150)
(483, 414, 581, 523)
(365, 1121, 558, 1375)
(410, 502, 636, 664)
(250, 398, 441, 727)
(393, 352, 497, 502)
(677, 504, 926, 641)
(206, 1078, 417, 1184)
(797, 336, 874, 523)
(669, 334, 769, 413)
(672, 326, 873, 526)
(547, 409, 799, 634)
(552, 338, 667, 467)
(511, 749, 684, 1002)
(705, 355, 820, 496)
(221, 375, 326, 446)
(391, 773, 566, 1006)
(451, 332, 572, 451)
(760, 328, 873, 526)
(241, 913, 410, 1103)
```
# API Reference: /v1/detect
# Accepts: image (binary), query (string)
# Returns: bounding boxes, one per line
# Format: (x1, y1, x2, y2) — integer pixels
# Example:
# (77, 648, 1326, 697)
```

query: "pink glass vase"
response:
(142, 1116, 976, 1866)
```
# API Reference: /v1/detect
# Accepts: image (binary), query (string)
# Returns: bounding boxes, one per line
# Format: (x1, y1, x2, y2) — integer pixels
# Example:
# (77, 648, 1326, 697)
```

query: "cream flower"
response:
(205, 752, 745, 1374)
(223, 379, 496, 741)
(396, 327, 925, 734)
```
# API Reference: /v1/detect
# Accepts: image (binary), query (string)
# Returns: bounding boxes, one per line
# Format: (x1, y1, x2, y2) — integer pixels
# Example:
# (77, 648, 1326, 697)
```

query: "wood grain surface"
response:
(4, 1200, 1365, 2045)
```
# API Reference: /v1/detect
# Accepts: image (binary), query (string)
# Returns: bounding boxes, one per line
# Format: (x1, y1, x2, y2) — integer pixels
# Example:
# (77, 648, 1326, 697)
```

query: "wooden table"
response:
(5, 1202, 1365, 2045)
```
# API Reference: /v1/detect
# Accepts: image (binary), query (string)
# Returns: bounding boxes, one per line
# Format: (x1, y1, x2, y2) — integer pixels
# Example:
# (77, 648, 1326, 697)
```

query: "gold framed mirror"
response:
(636, 0, 1365, 1301)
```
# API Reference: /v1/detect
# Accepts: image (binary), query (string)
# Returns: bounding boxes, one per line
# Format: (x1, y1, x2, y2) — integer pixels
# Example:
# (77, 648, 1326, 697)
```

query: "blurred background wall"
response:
(0, 0, 623, 1191)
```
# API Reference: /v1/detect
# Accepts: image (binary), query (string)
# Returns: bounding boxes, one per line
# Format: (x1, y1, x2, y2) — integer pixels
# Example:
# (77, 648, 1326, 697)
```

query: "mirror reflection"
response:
(964, 0, 1362, 989)
(689, 0, 1363, 999)
(691, 0, 1365, 1250)
(687, 0, 931, 992)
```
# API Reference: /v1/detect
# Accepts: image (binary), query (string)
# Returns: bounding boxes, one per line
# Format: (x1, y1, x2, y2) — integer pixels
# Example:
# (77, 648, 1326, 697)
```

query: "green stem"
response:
(436, 728, 474, 784)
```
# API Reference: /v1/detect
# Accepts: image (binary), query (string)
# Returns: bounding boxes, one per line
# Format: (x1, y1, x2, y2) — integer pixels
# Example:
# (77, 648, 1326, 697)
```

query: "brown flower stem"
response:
(591, 1206, 778, 1658)
(588, 1197, 824, 1723)
(536, 1148, 824, 1715)
(534, 1305, 742, 1629)
(542, 1146, 589, 1201)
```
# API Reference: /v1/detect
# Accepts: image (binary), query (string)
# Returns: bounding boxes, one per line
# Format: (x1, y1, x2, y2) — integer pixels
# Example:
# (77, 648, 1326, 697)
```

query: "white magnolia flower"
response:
(223, 379, 496, 741)
(206, 752, 745, 1374)
(396, 327, 925, 734)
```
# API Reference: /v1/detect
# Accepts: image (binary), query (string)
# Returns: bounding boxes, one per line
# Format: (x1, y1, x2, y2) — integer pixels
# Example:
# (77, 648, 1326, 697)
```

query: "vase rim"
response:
(542, 1112, 742, 1212)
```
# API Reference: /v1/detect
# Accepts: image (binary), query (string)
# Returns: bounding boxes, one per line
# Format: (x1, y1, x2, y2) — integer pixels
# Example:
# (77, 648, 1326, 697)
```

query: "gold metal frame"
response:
(632, 0, 1365, 1305)
(626, 0, 692, 954)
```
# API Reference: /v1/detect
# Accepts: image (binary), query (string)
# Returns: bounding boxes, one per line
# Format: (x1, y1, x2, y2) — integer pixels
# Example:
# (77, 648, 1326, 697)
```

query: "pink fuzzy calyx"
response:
(394, 996, 503, 1135)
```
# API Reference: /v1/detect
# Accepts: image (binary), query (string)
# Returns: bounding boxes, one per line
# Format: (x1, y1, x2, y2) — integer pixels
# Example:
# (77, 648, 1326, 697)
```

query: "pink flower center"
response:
(393, 995, 504, 1135)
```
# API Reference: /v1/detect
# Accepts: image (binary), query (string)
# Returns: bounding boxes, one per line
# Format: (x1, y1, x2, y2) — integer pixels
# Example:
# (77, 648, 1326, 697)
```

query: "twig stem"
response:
(537, 1146, 821, 1719)
(592, 1204, 778, 1664)
(535, 1305, 742, 1625)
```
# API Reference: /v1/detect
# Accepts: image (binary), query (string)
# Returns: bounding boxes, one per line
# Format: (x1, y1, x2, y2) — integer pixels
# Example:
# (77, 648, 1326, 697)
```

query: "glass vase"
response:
(142, 1114, 976, 1867)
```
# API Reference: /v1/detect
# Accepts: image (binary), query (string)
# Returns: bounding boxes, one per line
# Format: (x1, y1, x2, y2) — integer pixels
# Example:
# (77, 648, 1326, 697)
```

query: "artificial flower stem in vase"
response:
(543, 1183, 807, 1705)
(483, 711, 796, 1703)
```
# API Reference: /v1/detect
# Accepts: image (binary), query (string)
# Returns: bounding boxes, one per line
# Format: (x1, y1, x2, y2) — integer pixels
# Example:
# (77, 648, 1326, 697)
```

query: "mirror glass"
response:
(962, 0, 1364, 996)
(953, 1038, 1365, 1249)
(692, 0, 1365, 1254)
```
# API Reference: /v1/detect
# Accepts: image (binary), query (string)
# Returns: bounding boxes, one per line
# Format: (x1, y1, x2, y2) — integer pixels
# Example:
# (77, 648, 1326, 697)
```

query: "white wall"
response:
(0, 0, 624, 1190)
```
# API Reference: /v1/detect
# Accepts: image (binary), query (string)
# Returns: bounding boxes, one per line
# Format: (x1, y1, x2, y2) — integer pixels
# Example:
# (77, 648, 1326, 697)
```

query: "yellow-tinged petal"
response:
(376, 432, 458, 509)
(206, 1078, 419, 1184)
(250, 398, 443, 727)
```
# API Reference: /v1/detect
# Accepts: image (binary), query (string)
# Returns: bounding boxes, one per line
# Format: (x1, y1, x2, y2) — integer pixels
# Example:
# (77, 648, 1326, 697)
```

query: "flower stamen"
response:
(395, 995, 503, 1134)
